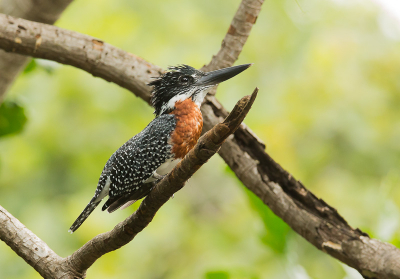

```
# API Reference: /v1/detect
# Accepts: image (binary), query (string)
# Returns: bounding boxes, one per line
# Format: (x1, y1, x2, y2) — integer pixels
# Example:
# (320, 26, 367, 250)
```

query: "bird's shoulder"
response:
(106, 114, 177, 163)
(119, 114, 177, 154)
(97, 114, 177, 195)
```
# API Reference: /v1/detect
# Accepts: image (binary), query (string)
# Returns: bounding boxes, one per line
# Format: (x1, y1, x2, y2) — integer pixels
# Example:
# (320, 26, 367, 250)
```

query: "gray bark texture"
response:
(0, 0, 72, 101)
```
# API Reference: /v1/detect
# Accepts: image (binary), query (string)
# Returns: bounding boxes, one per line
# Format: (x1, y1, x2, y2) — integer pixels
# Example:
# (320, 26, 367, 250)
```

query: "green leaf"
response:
(224, 166, 290, 254)
(205, 271, 230, 279)
(0, 101, 28, 137)
(244, 187, 290, 254)
(23, 59, 37, 74)
(23, 59, 57, 75)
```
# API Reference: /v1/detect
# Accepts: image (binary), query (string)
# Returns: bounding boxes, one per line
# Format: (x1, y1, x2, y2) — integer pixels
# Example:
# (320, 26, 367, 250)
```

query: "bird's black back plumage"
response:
(69, 114, 177, 232)
(102, 114, 176, 199)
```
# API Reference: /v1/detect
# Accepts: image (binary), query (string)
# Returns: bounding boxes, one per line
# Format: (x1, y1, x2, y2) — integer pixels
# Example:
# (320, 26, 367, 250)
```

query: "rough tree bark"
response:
(0, 0, 73, 101)
(0, 0, 399, 278)
(0, 90, 258, 278)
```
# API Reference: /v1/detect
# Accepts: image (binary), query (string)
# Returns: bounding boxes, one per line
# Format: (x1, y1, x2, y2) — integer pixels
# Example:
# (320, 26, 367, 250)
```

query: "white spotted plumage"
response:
(69, 114, 177, 233)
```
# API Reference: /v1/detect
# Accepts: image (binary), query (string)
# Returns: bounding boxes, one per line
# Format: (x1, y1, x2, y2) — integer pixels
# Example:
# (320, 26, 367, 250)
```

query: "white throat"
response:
(192, 87, 209, 107)
(159, 87, 210, 115)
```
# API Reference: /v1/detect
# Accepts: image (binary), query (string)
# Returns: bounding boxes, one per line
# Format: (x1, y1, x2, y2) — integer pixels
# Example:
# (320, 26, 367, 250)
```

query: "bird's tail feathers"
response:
(104, 182, 157, 213)
(68, 199, 101, 233)
(119, 200, 137, 210)
(107, 198, 137, 213)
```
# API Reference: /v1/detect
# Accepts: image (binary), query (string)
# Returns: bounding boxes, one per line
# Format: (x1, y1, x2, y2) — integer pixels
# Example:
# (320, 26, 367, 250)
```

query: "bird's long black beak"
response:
(197, 64, 252, 86)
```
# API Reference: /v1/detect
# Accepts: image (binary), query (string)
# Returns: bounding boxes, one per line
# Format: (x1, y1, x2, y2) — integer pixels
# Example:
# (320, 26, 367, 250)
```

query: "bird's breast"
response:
(169, 99, 203, 159)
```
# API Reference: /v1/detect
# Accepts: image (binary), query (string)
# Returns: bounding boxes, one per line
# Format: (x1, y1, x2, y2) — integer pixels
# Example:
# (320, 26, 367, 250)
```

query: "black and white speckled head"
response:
(149, 64, 252, 116)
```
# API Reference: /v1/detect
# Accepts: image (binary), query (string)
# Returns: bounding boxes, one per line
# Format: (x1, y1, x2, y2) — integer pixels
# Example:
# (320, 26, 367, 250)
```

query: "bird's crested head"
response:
(149, 64, 252, 116)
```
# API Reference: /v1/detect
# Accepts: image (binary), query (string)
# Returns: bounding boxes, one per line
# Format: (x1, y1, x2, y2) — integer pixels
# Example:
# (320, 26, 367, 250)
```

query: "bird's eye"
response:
(179, 76, 193, 83)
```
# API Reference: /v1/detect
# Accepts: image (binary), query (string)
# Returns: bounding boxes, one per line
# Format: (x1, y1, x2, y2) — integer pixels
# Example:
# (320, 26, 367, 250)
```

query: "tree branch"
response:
(1, 0, 400, 277)
(0, 13, 160, 103)
(0, 205, 64, 278)
(200, 0, 263, 97)
(0, 89, 258, 278)
(201, 105, 400, 279)
(201, 0, 264, 72)
(0, 0, 73, 101)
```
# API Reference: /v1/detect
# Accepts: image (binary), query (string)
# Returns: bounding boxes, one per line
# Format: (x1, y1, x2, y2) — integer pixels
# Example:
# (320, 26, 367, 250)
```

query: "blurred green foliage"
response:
(1, 0, 400, 278)
(245, 187, 290, 255)
(23, 59, 37, 74)
(205, 271, 230, 279)
(0, 101, 27, 137)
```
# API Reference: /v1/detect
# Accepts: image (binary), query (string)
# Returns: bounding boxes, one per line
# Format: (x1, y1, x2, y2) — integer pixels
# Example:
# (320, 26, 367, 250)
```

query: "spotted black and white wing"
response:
(69, 114, 177, 233)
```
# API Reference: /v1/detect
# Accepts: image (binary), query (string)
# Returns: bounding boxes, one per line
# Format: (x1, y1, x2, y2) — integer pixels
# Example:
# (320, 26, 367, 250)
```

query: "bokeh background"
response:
(1, 0, 400, 278)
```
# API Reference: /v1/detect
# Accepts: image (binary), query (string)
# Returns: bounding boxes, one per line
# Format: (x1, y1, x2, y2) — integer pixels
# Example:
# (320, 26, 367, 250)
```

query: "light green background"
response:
(1, 0, 400, 278)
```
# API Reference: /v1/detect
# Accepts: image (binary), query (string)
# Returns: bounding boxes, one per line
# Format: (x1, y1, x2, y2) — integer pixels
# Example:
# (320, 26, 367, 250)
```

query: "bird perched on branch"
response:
(69, 63, 252, 232)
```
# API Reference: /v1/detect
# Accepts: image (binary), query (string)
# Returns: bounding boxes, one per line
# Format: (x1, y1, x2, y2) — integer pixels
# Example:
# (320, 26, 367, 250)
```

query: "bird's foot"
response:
(153, 173, 167, 180)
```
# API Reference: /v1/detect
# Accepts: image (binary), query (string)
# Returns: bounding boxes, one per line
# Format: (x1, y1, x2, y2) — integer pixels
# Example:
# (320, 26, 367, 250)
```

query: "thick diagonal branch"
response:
(0, 0, 73, 101)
